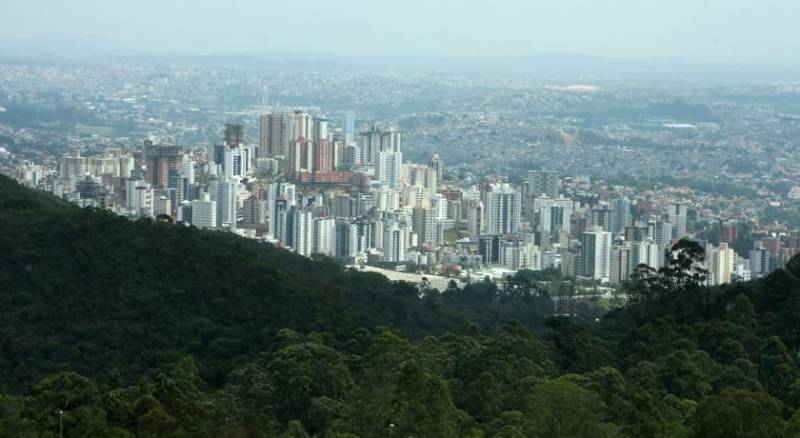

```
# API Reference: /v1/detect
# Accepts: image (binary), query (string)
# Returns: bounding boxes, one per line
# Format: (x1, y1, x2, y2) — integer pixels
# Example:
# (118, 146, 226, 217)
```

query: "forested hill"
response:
(4, 175, 800, 436)
(0, 174, 554, 390)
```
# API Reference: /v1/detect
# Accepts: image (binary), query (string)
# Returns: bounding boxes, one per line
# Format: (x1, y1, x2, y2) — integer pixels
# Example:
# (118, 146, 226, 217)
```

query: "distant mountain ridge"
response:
(0, 34, 135, 57)
(2, 35, 799, 81)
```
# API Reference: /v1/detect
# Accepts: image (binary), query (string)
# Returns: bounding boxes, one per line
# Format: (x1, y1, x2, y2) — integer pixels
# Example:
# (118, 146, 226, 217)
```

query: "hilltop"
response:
(3, 175, 800, 436)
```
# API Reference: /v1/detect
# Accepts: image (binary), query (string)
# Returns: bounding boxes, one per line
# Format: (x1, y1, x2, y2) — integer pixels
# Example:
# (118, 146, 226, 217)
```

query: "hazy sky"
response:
(1, 0, 799, 63)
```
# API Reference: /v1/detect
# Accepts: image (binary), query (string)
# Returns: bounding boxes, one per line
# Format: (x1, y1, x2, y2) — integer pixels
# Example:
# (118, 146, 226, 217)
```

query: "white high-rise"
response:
(191, 197, 217, 229)
(382, 220, 407, 263)
(630, 241, 664, 271)
(485, 183, 521, 235)
(376, 151, 402, 189)
(375, 187, 401, 212)
(579, 228, 612, 281)
(313, 218, 336, 256)
(211, 179, 239, 230)
(430, 193, 448, 220)
(291, 209, 314, 257)
(223, 147, 247, 181)
(412, 205, 437, 246)
(126, 179, 152, 217)
(180, 157, 195, 184)
(709, 242, 735, 285)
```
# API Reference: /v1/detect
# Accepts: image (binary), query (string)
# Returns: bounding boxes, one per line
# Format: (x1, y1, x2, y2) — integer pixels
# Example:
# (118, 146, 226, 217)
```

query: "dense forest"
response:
(3, 174, 800, 436)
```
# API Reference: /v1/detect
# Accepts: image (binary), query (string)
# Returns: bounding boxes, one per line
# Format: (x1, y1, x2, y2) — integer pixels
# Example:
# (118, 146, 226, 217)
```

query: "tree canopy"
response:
(3, 175, 800, 436)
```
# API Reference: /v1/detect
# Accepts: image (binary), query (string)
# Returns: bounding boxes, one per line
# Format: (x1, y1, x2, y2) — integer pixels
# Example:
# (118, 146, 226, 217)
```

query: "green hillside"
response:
(2, 174, 800, 437)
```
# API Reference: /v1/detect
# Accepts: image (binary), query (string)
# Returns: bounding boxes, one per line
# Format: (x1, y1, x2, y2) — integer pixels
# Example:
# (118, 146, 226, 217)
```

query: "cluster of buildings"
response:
(16, 111, 783, 289)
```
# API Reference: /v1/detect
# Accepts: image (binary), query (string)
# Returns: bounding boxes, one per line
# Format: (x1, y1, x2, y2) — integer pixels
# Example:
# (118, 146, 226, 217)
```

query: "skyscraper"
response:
(358, 126, 382, 166)
(611, 197, 632, 235)
(630, 241, 664, 271)
(211, 179, 239, 230)
(381, 128, 402, 153)
(465, 200, 483, 240)
(412, 205, 437, 246)
(291, 111, 313, 141)
(290, 208, 313, 256)
(382, 219, 407, 263)
(610, 244, 632, 284)
(749, 244, 771, 278)
(647, 219, 673, 246)
(709, 242, 734, 285)
(145, 144, 181, 189)
(376, 151, 402, 189)
(485, 183, 522, 235)
(241, 198, 268, 225)
(669, 203, 689, 239)
(314, 140, 335, 173)
(313, 218, 336, 256)
(335, 221, 359, 259)
(223, 147, 245, 181)
(191, 196, 217, 230)
(550, 205, 571, 235)
(259, 112, 291, 157)
(224, 124, 244, 147)
(589, 206, 613, 233)
(313, 117, 329, 142)
(288, 139, 313, 172)
(428, 153, 443, 185)
(126, 179, 152, 217)
(529, 170, 559, 199)
(579, 228, 612, 281)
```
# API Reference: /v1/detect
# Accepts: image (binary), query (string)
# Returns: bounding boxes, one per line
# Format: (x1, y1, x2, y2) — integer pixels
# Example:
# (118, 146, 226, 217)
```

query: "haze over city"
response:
(1, 0, 799, 64)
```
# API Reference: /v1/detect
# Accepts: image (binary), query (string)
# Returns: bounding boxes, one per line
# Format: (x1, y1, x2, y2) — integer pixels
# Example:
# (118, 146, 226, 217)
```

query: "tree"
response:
(691, 390, 790, 438)
(661, 239, 707, 289)
(522, 380, 613, 437)
(728, 293, 756, 330)
(758, 337, 800, 402)
(390, 360, 461, 438)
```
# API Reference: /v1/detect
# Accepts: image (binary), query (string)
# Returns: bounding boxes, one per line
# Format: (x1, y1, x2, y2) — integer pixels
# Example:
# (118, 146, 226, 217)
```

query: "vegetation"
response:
(3, 175, 800, 436)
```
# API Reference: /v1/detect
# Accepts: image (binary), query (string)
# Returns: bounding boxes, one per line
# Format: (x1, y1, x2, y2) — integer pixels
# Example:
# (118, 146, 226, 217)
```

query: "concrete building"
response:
(485, 183, 521, 235)
(579, 228, 612, 281)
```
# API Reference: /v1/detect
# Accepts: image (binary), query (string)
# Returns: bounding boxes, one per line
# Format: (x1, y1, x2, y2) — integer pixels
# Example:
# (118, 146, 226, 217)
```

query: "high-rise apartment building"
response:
(289, 208, 313, 256)
(224, 123, 244, 147)
(145, 144, 181, 189)
(749, 246, 770, 278)
(610, 244, 632, 284)
(259, 112, 291, 157)
(428, 153, 443, 184)
(313, 218, 336, 256)
(611, 197, 632, 235)
(709, 242, 735, 285)
(485, 183, 522, 235)
(191, 197, 217, 229)
(376, 151, 402, 189)
(211, 179, 239, 230)
(669, 203, 689, 239)
(314, 140, 335, 173)
(382, 220, 408, 263)
(529, 170, 559, 199)
(412, 205, 437, 246)
(465, 200, 483, 240)
(291, 111, 313, 141)
(579, 228, 612, 281)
